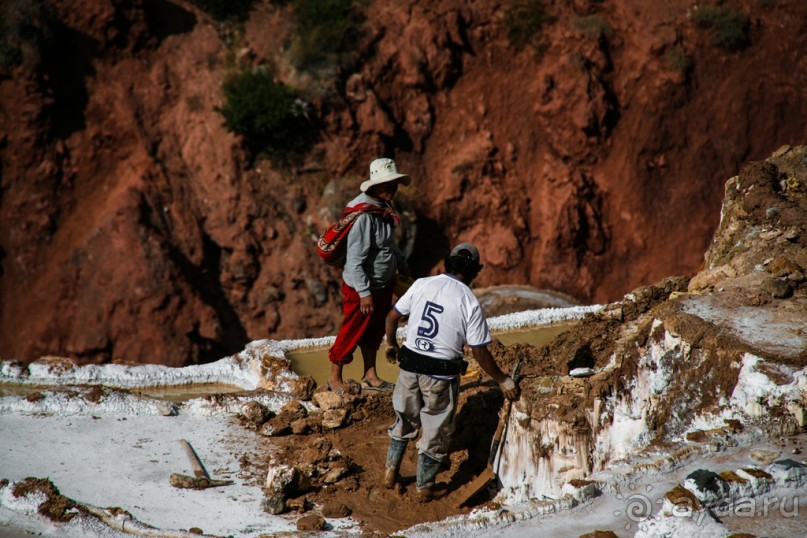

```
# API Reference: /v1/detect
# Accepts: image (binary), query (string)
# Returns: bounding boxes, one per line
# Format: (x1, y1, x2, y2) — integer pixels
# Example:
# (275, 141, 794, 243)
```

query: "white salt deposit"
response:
(682, 296, 807, 359)
(634, 511, 731, 538)
(0, 389, 178, 416)
(730, 354, 805, 417)
(493, 320, 806, 517)
(0, 486, 48, 517)
(569, 367, 595, 377)
(1, 355, 261, 390)
(0, 414, 306, 537)
(767, 460, 807, 488)
(1, 303, 804, 537)
(486, 305, 602, 333)
(255, 304, 602, 353)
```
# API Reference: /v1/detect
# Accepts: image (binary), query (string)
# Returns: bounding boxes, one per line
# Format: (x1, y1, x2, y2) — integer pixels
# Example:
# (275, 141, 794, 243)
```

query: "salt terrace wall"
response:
(496, 316, 806, 504)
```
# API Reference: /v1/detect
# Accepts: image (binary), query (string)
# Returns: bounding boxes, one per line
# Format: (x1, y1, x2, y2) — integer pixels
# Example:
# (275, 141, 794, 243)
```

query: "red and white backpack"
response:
(316, 203, 398, 266)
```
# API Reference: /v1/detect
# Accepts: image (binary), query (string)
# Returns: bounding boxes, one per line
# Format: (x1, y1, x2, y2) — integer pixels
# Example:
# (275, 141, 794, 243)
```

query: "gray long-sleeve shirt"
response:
(342, 193, 408, 297)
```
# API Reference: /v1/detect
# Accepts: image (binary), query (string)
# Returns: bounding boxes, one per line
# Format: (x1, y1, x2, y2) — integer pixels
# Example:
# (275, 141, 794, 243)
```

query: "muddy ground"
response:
(238, 368, 512, 534)
(225, 331, 576, 535)
(229, 276, 707, 535)
(236, 258, 805, 536)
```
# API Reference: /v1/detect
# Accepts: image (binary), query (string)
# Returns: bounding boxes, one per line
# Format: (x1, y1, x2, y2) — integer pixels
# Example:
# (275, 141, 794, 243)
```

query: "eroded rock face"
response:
(2, 1, 807, 365)
(497, 147, 806, 502)
(690, 146, 807, 299)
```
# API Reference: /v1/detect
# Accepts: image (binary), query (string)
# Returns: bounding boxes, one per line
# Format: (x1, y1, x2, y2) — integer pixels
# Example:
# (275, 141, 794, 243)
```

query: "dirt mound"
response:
(246, 381, 511, 534)
(10, 477, 84, 523)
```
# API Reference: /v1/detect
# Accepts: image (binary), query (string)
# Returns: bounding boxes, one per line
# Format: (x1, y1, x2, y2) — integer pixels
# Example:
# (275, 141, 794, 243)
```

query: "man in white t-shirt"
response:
(383, 243, 519, 501)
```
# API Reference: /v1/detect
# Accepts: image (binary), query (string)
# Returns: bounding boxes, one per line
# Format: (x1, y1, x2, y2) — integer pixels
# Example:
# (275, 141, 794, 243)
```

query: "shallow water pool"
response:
(287, 323, 575, 386)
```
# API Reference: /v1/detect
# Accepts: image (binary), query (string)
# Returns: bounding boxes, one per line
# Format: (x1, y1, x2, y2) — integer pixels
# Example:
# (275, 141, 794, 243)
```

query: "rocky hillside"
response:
(1, 0, 806, 365)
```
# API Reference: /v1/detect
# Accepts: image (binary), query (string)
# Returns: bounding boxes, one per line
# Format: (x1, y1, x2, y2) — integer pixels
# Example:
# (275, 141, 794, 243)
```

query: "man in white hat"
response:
(328, 157, 412, 394)
(383, 243, 519, 501)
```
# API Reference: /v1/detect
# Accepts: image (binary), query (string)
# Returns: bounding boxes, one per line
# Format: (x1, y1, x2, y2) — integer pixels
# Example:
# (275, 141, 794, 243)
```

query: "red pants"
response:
(329, 280, 394, 365)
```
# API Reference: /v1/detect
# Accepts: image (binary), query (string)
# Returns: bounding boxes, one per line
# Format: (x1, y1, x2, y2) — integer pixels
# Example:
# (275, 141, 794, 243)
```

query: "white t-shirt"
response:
(393, 274, 492, 360)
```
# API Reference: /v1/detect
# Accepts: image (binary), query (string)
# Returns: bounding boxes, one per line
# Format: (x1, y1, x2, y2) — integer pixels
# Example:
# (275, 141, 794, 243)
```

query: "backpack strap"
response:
(316, 203, 401, 265)
(343, 202, 400, 226)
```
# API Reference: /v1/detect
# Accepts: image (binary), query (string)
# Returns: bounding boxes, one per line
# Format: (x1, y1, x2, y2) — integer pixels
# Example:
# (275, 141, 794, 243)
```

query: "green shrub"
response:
(188, 0, 255, 22)
(691, 5, 750, 51)
(0, 0, 52, 71)
(217, 69, 316, 158)
(291, 0, 365, 71)
(665, 46, 693, 73)
(0, 42, 23, 71)
(572, 15, 612, 40)
(505, 0, 555, 49)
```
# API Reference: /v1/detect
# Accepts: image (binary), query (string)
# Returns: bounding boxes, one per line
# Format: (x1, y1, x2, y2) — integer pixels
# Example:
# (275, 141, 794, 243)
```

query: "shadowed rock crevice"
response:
(137, 193, 249, 365)
(41, 22, 95, 140)
(142, 0, 197, 42)
(78, 340, 115, 365)
(407, 216, 450, 278)
(571, 175, 608, 258)
(168, 232, 250, 365)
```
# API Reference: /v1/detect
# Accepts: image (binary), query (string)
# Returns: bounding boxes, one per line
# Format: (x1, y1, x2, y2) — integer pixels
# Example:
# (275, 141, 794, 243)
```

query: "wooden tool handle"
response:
(487, 355, 521, 466)
(180, 439, 210, 479)
(487, 398, 513, 466)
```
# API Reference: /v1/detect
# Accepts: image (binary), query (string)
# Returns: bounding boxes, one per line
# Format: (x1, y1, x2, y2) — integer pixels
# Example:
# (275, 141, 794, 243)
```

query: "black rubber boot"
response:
(384, 438, 407, 489)
(415, 453, 445, 502)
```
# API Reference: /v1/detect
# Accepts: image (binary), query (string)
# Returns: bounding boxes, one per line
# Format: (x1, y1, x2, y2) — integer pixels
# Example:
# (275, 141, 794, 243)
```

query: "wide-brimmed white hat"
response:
(360, 158, 411, 192)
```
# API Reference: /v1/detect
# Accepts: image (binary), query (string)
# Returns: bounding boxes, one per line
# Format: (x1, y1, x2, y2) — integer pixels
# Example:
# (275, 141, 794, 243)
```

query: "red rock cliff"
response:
(1, 0, 805, 365)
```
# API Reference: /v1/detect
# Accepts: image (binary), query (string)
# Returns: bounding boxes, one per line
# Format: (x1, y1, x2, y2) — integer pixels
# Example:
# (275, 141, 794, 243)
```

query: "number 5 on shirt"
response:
(417, 301, 444, 338)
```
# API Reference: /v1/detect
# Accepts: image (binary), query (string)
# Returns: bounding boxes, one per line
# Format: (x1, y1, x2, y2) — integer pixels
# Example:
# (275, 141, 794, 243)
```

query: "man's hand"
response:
(499, 377, 519, 401)
(360, 295, 374, 316)
(472, 346, 521, 401)
(385, 344, 399, 364)
(385, 309, 404, 363)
